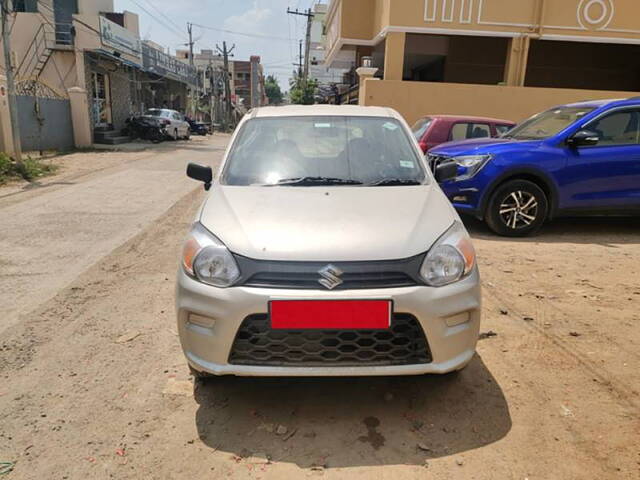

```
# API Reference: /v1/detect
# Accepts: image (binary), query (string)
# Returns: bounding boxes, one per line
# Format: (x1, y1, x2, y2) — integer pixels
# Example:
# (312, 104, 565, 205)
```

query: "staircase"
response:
(15, 20, 73, 82)
(94, 129, 131, 145)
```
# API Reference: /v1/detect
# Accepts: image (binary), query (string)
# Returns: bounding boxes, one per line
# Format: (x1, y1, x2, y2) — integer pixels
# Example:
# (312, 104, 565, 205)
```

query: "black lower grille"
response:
(228, 314, 432, 367)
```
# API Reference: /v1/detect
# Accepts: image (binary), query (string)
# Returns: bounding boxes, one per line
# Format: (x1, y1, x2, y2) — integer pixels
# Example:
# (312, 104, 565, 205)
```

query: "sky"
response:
(114, 0, 327, 90)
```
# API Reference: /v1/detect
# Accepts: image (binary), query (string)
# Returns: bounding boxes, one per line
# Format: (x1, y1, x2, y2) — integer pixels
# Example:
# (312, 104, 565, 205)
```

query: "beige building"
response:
(0, 0, 197, 152)
(325, 0, 640, 124)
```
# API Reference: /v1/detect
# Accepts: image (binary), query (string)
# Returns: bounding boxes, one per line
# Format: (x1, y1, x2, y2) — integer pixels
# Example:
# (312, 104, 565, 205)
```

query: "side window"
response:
(451, 123, 491, 141)
(450, 123, 471, 141)
(495, 124, 512, 136)
(587, 110, 640, 146)
(469, 123, 490, 138)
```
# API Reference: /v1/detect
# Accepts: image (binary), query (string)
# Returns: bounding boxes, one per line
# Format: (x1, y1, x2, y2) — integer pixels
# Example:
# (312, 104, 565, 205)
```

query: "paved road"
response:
(0, 136, 228, 334)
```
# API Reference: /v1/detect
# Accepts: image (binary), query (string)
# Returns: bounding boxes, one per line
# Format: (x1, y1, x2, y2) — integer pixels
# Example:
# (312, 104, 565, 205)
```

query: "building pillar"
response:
(356, 67, 379, 105)
(68, 87, 93, 148)
(504, 35, 530, 86)
(383, 32, 406, 81)
(0, 75, 16, 156)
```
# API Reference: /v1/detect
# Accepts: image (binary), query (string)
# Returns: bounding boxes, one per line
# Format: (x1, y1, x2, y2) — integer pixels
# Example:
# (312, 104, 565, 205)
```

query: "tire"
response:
(184, 128, 191, 140)
(149, 129, 163, 143)
(485, 179, 548, 237)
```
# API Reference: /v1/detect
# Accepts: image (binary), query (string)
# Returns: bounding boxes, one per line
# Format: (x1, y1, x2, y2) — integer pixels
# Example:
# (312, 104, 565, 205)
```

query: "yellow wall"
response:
(340, 0, 376, 39)
(361, 79, 635, 125)
(330, 0, 640, 43)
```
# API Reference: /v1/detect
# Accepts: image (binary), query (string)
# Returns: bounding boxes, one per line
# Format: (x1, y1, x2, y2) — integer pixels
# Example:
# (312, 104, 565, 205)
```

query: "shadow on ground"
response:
(463, 215, 640, 246)
(194, 355, 510, 469)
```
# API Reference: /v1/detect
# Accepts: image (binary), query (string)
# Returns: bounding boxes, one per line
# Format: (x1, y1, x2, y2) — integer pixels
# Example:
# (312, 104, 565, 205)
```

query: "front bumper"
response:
(175, 268, 481, 377)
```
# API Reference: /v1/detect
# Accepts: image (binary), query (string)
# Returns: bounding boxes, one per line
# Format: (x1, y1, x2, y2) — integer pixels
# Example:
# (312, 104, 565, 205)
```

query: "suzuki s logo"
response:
(318, 265, 344, 290)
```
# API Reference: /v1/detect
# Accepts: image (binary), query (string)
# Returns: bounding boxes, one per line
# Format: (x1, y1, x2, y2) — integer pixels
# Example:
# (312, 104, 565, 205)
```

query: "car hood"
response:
(431, 137, 542, 156)
(198, 185, 456, 261)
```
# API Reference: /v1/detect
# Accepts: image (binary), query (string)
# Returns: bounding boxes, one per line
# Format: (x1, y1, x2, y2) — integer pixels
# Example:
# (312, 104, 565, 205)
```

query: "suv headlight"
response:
(420, 221, 476, 287)
(181, 223, 240, 287)
(452, 154, 492, 180)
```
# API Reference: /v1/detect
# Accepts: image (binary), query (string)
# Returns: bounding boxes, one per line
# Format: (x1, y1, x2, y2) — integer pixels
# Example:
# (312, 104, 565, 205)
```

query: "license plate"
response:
(270, 300, 392, 330)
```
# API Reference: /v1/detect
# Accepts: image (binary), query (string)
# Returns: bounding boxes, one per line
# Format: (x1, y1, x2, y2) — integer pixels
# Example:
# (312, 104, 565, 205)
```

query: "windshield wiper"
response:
(270, 176, 363, 186)
(369, 179, 422, 186)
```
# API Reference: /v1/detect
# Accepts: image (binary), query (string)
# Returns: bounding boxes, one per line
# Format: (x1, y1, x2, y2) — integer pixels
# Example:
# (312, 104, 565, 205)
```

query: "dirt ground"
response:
(1, 146, 639, 478)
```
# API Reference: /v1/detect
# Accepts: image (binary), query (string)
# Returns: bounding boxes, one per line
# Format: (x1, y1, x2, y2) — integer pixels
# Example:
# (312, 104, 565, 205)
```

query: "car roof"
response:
(251, 105, 401, 119)
(555, 98, 640, 110)
(421, 114, 515, 124)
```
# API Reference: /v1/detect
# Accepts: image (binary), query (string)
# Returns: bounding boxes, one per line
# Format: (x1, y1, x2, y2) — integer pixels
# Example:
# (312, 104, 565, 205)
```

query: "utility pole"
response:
(207, 59, 214, 131)
(294, 40, 303, 78)
(1, 0, 21, 162)
(216, 41, 234, 132)
(187, 22, 195, 118)
(287, 7, 314, 85)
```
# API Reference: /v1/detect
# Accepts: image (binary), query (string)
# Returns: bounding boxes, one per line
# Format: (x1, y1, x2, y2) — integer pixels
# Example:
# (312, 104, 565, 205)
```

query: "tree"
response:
(264, 75, 283, 105)
(289, 72, 318, 105)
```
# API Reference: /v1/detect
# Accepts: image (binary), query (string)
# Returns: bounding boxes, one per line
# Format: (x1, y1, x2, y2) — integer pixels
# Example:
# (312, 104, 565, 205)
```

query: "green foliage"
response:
(265, 75, 284, 105)
(289, 73, 318, 105)
(19, 157, 57, 181)
(0, 153, 12, 183)
(0, 153, 57, 184)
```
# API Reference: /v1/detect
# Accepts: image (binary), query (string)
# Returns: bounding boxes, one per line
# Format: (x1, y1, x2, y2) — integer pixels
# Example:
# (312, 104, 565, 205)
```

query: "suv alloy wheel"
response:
(486, 179, 548, 236)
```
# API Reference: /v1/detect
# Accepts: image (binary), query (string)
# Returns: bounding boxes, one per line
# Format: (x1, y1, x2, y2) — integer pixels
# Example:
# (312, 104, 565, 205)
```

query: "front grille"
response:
(228, 313, 432, 367)
(233, 255, 425, 290)
(245, 271, 415, 290)
(427, 154, 452, 172)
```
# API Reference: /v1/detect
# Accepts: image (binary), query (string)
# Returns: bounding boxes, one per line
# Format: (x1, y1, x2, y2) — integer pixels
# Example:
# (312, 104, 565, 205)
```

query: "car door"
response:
(176, 113, 188, 136)
(562, 107, 640, 210)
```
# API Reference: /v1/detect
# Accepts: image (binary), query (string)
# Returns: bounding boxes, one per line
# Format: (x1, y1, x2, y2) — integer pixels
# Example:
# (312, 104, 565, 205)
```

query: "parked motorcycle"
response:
(185, 117, 209, 136)
(124, 115, 165, 143)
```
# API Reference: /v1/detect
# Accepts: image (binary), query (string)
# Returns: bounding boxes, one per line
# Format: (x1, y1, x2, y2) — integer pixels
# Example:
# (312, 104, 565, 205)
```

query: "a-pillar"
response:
(356, 67, 379, 105)
(504, 35, 531, 86)
(383, 32, 406, 81)
(68, 87, 93, 148)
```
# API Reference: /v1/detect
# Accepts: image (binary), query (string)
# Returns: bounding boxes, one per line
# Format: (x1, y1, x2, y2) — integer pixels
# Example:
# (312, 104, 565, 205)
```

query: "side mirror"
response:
(187, 163, 213, 191)
(567, 129, 600, 148)
(434, 161, 458, 183)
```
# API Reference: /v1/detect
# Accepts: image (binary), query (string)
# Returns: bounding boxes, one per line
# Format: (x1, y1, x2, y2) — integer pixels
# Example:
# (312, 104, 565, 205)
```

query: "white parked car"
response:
(143, 108, 190, 140)
(177, 105, 480, 378)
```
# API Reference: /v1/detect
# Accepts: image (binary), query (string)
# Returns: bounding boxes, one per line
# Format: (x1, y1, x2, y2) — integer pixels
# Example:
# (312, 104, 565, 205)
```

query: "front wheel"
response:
(184, 128, 191, 140)
(485, 180, 548, 237)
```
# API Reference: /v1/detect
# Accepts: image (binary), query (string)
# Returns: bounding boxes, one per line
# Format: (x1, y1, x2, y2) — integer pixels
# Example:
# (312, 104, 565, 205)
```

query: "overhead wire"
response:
(190, 22, 297, 43)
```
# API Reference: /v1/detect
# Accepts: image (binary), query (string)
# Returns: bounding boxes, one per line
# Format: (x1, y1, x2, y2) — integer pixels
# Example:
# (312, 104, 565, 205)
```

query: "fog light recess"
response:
(188, 313, 216, 328)
(444, 312, 471, 327)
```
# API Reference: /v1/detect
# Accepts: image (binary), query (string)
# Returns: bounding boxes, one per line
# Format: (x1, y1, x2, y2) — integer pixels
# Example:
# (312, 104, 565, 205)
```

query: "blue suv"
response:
(429, 98, 640, 236)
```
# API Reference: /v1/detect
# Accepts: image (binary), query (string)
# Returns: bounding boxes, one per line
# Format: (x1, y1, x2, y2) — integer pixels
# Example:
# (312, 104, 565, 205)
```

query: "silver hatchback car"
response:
(177, 105, 481, 378)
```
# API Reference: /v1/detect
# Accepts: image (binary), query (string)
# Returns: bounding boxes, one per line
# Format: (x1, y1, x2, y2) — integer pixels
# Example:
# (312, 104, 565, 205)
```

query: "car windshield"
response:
(222, 116, 427, 186)
(146, 109, 171, 118)
(505, 107, 595, 140)
(412, 117, 433, 140)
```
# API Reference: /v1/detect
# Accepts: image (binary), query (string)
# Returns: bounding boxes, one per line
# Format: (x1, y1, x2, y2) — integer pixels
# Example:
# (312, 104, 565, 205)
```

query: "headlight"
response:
(182, 223, 240, 287)
(420, 221, 476, 287)
(452, 154, 492, 180)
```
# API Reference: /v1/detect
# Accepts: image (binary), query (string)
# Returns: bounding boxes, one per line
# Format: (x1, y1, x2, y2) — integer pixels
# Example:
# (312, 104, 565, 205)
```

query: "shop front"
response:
(86, 15, 143, 137)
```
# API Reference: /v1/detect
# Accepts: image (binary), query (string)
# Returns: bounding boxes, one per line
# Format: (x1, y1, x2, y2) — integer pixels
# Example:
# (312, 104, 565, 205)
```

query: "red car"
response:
(412, 115, 516, 153)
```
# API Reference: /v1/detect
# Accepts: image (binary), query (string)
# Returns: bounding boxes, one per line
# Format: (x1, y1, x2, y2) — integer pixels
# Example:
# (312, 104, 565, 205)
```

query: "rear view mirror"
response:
(187, 163, 213, 191)
(434, 161, 458, 183)
(567, 129, 600, 148)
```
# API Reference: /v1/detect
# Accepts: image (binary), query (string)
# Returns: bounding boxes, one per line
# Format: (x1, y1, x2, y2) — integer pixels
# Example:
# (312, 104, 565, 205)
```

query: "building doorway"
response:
(91, 72, 112, 128)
